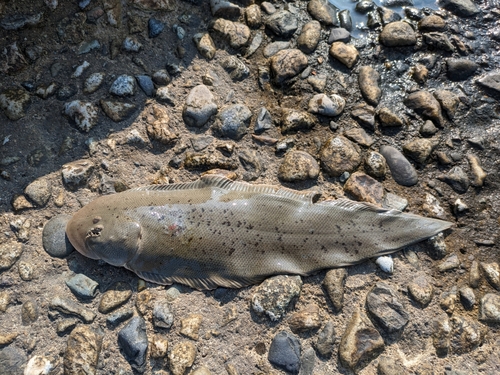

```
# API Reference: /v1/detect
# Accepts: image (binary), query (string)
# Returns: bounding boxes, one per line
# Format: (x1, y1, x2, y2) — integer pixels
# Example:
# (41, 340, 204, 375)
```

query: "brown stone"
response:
(344, 171, 384, 205)
(329, 42, 359, 68)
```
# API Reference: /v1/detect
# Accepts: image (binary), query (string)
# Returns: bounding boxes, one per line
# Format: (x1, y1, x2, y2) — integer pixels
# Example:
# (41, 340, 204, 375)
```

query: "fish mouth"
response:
(65, 215, 101, 260)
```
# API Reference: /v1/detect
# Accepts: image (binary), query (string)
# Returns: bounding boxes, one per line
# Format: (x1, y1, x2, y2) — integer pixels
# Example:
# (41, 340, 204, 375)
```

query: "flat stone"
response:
(433, 90, 459, 120)
(364, 151, 387, 178)
(63, 100, 99, 132)
(440, 166, 469, 193)
(118, 316, 148, 372)
(210, 0, 241, 19)
(308, 0, 337, 25)
(449, 315, 485, 354)
(83, 72, 105, 94)
(50, 297, 96, 323)
(322, 268, 347, 312)
(153, 301, 173, 329)
(270, 49, 308, 85)
(403, 138, 438, 165)
(62, 160, 95, 190)
(42, 215, 74, 258)
(447, 58, 478, 81)
(66, 274, 99, 300)
(377, 107, 403, 127)
(288, 304, 321, 333)
(100, 100, 137, 122)
(424, 32, 455, 52)
(251, 275, 302, 321)
(329, 28, 350, 43)
(344, 127, 374, 147)
(180, 314, 203, 340)
(63, 325, 103, 375)
(378, 355, 405, 375)
(238, 149, 262, 180)
(278, 150, 319, 182)
(479, 293, 500, 322)
(216, 104, 252, 140)
(477, 71, 500, 96)
(122, 36, 142, 52)
(169, 341, 196, 375)
(408, 275, 434, 306)
(329, 42, 359, 68)
(339, 310, 384, 371)
(135, 75, 154, 96)
(193, 33, 216, 60)
(99, 282, 132, 313)
(344, 171, 384, 205)
(0, 88, 31, 120)
(404, 90, 444, 126)
(379, 145, 418, 186)
(0, 291, 10, 312)
(0, 241, 23, 271)
(281, 109, 316, 134)
(314, 321, 336, 358)
(211, 19, 250, 49)
(57, 318, 78, 336)
(358, 66, 381, 106)
(320, 136, 361, 177)
(265, 10, 298, 38)
(254, 107, 272, 133)
(440, 0, 480, 17)
(297, 20, 321, 54)
(268, 331, 301, 374)
(308, 93, 345, 117)
(438, 253, 461, 272)
(107, 308, 134, 327)
(263, 41, 290, 58)
(469, 260, 481, 288)
(366, 283, 409, 333)
(351, 103, 376, 130)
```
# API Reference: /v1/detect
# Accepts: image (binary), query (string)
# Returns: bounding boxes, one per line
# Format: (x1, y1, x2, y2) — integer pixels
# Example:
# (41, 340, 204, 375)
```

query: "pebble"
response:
(479, 293, 500, 322)
(320, 136, 361, 177)
(122, 36, 142, 52)
(469, 260, 481, 288)
(440, 289, 457, 315)
(307, 0, 337, 25)
(339, 310, 384, 371)
(351, 103, 375, 130)
(135, 75, 154, 96)
(184, 152, 238, 171)
(220, 55, 249, 81)
(148, 18, 164, 38)
(100, 100, 137, 122)
(378, 355, 404, 375)
(193, 33, 216, 60)
(375, 256, 394, 274)
(308, 93, 345, 117)
(404, 90, 444, 127)
(50, 297, 96, 323)
(61, 160, 95, 189)
(298, 346, 315, 375)
(420, 120, 438, 136)
(57, 85, 78, 101)
(344, 127, 374, 147)
(278, 150, 319, 182)
(0, 291, 10, 312)
(57, 318, 78, 335)
(180, 314, 203, 340)
(71, 60, 89, 78)
(288, 304, 321, 333)
(338, 9, 352, 30)
(21, 299, 39, 324)
(358, 66, 381, 106)
(408, 275, 434, 306)
(118, 316, 148, 372)
(63, 100, 99, 132)
(216, 104, 252, 140)
(480, 262, 500, 290)
(384, 193, 408, 211)
(379, 145, 418, 186)
(314, 321, 336, 358)
(458, 286, 475, 310)
(328, 28, 350, 43)
(449, 315, 485, 354)
(42, 214, 74, 258)
(17, 261, 34, 281)
(107, 308, 134, 327)
(424, 32, 454, 52)
(281, 109, 316, 134)
(146, 103, 177, 144)
(270, 49, 308, 84)
(440, 0, 479, 17)
(238, 148, 260, 178)
(344, 171, 384, 205)
(169, 341, 196, 375)
(0, 346, 27, 375)
(411, 63, 428, 84)
(0, 241, 23, 271)
(63, 325, 103, 375)
(366, 283, 409, 333)
(364, 151, 387, 178)
(322, 268, 347, 312)
(297, 20, 321, 54)
(151, 301, 173, 329)
(254, 107, 272, 133)
(25, 355, 53, 375)
(66, 273, 99, 299)
(433, 90, 459, 120)
(77, 39, 100, 54)
(183, 84, 218, 128)
(83, 72, 105, 94)
(150, 335, 168, 358)
(329, 42, 359, 68)
(152, 70, 171, 86)
(429, 232, 448, 259)
(403, 138, 438, 165)
(99, 283, 132, 314)
(246, 4, 262, 28)
(211, 19, 250, 49)
(477, 71, 500, 95)
(263, 41, 290, 58)
(244, 31, 263, 57)
(210, 0, 241, 19)
(447, 58, 478, 81)
(380, 21, 417, 46)
(377, 107, 403, 127)
(440, 166, 470, 194)
(251, 275, 302, 321)
(266, 10, 298, 38)
(0, 87, 31, 120)
(422, 193, 447, 220)
(36, 82, 57, 99)
(268, 331, 301, 374)
(110, 75, 136, 96)
(438, 253, 461, 272)
(191, 135, 214, 152)
(467, 154, 487, 187)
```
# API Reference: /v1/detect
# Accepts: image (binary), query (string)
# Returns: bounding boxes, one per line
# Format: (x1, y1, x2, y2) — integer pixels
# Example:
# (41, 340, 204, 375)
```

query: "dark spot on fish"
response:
(93, 217, 101, 224)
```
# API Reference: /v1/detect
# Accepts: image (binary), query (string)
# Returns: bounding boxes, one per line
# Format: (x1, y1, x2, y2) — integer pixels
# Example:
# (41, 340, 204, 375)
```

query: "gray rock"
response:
(380, 21, 417, 46)
(21, 299, 39, 325)
(278, 150, 319, 182)
(424, 32, 455, 52)
(438, 253, 461, 272)
(364, 151, 387, 178)
(404, 90, 444, 126)
(458, 286, 475, 310)
(479, 293, 500, 322)
(56, 318, 78, 336)
(153, 301, 174, 329)
(281, 109, 316, 134)
(268, 331, 301, 374)
(0, 88, 31, 120)
(270, 49, 308, 84)
(24, 178, 51, 206)
(220, 55, 249, 81)
(148, 18, 164, 38)
(307, 0, 338, 25)
(118, 316, 148, 372)
(297, 21, 321, 54)
(477, 71, 500, 96)
(78, 39, 100, 54)
(322, 268, 347, 312)
(83, 72, 105, 94)
(328, 28, 350, 43)
(110, 75, 136, 97)
(263, 41, 290, 58)
(1, 12, 43, 30)
(379, 145, 418, 186)
(251, 275, 302, 321)
(107, 308, 134, 327)
(122, 36, 142, 52)
(339, 310, 384, 371)
(254, 107, 273, 133)
(447, 59, 478, 81)
(329, 42, 359, 68)
(238, 149, 262, 181)
(136, 75, 155, 96)
(320, 136, 361, 177)
(183, 85, 218, 128)
(42, 215, 74, 258)
(191, 135, 214, 151)
(408, 275, 434, 306)
(351, 104, 376, 130)
(62, 159, 95, 189)
(308, 94, 345, 117)
(469, 260, 481, 288)
(440, 0, 480, 17)
(210, 0, 241, 19)
(378, 7, 402, 24)
(211, 19, 250, 49)
(298, 347, 315, 375)
(50, 297, 96, 323)
(266, 10, 298, 38)
(244, 31, 263, 57)
(358, 66, 381, 106)
(480, 262, 500, 290)
(314, 321, 336, 357)
(420, 120, 438, 136)
(217, 104, 252, 140)
(383, 193, 408, 211)
(0, 346, 27, 375)
(64, 326, 103, 375)
(0, 241, 23, 271)
(66, 274, 99, 299)
(366, 283, 409, 333)
(449, 315, 485, 354)
(100, 100, 137, 122)
(440, 166, 470, 194)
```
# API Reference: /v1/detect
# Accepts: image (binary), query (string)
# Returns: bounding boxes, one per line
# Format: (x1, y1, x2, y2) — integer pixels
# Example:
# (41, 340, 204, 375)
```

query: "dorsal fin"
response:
(317, 198, 394, 213)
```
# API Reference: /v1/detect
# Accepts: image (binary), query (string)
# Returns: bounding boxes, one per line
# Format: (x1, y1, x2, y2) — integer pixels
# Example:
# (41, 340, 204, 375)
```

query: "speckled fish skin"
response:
(66, 176, 452, 290)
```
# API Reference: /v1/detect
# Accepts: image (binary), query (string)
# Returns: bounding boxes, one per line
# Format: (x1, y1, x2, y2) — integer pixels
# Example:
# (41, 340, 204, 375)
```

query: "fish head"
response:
(66, 202, 141, 267)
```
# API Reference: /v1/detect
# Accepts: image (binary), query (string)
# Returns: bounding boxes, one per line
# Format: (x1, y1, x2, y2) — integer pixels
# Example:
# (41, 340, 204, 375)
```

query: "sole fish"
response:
(65, 175, 452, 290)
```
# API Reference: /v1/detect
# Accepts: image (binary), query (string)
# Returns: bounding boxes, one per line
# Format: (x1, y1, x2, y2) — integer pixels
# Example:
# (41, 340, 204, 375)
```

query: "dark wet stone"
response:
(314, 321, 336, 358)
(308, 0, 338, 25)
(254, 107, 272, 133)
(344, 172, 384, 205)
(338, 9, 352, 31)
(217, 104, 252, 140)
(148, 18, 164, 38)
(358, 66, 381, 106)
(152, 69, 171, 86)
(378, 7, 402, 25)
(136, 75, 155, 96)
(440, 0, 480, 17)
(220, 55, 249, 81)
(210, 0, 242, 20)
(339, 310, 384, 371)
(434, 90, 459, 120)
(379, 145, 418, 186)
(270, 49, 308, 84)
(424, 32, 454, 52)
(404, 90, 444, 126)
(118, 316, 148, 372)
(56, 85, 78, 101)
(420, 120, 438, 137)
(64, 325, 103, 375)
(42, 215, 75, 258)
(184, 153, 238, 171)
(0, 346, 27, 375)
(479, 293, 500, 322)
(66, 274, 99, 300)
(110, 75, 135, 97)
(50, 297, 96, 323)
(328, 28, 350, 43)
(380, 21, 416, 46)
(477, 71, 500, 96)
(268, 331, 301, 374)
(447, 59, 478, 81)
(440, 166, 469, 193)
(0, 12, 43, 30)
(322, 268, 347, 312)
(366, 283, 409, 333)
(320, 136, 361, 177)
(278, 151, 319, 182)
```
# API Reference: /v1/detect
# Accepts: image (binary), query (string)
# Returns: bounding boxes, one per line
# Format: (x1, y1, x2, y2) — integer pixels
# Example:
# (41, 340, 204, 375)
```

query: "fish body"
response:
(66, 176, 452, 290)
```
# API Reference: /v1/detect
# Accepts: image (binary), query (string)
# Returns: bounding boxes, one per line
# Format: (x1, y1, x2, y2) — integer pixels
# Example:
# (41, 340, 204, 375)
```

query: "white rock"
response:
(308, 93, 345, 117)
(84, 72, 105, 94)
(25, 355, 53, 375)
(375, 256, 393, 274)
(72, 61, 90, 78)
(63, 100, 99, 132)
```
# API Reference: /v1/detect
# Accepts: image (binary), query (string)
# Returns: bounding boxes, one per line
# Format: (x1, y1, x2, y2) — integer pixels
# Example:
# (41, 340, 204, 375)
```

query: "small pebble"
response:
(169, 341, 196, 375)
(458, 286, 475, 310)
(66, 273, 99, 299)
(408, 275, 434, 306)
(153, 301, 174, 329)
(438, 253, 461, 272)
(106, 308, 134, 327)
(42, 215, 74, 258)
(118, 316, 148, 372)
(180, 314, 203, 340)
(268, 331, 301, 374)
(480, 262, 500, 290)
(148, 18, 164, 38)
(375, 256, 393, 274)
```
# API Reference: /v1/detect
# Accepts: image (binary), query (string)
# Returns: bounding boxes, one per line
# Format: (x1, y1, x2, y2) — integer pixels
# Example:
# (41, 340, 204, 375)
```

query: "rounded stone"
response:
(148, 18, 164, 38)
(98, 282, 133, 314)
(379, 21, 417, 47)
(193, 33, 216, 60)
(217, 104, 252, 140)
(268, 331, 301, 374)
(358, 66, 381, 106)
(153, 301, 174, 329)
(364, 151, 387, 178)
(83, 72, 105, 94)
(66, 274, 99, 299)
(329, 42, 359, 68)
(270, 49, 308, 84)
(265, 10, 298, 38)
(446, 58, 478, 81)
(110, 75, 136, 97)
(278, 150, 319, 182)
(183, 85, 218, 128)
(18, 261, 34, 281)
(0, 240, 24, 271)
(379, 145, 418, 186)
(297, 20, 321, 54)
(308, 93, 345, 117)
(479, 293, 500, 323)
(42, 215, 74, 258)
(135, 75, 154, 96)
(22, 299, 39, 325)
(408, 275, 434, 306)
(319, 136, 361, 177)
